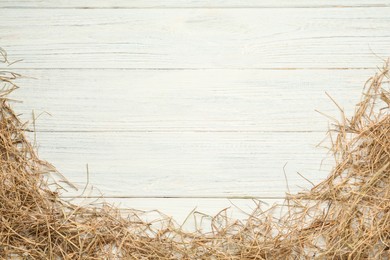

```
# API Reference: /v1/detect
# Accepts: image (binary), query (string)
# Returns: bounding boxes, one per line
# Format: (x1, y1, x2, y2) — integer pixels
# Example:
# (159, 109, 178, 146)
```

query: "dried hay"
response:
(0, 51, 389, 259)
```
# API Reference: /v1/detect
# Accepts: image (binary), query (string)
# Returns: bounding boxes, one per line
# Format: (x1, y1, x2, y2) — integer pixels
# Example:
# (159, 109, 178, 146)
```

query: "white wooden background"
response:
(1, 0, 390, 223)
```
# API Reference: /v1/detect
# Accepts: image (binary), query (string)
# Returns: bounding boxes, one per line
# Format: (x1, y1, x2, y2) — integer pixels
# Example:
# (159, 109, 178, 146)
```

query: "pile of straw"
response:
(0, 51, 389, 258)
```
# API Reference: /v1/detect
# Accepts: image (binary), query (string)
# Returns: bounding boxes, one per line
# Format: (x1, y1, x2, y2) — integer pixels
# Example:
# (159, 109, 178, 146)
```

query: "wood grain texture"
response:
(1, 0, 389, 8)
(69, 198, 283, 229)
(29, 131, 333, 198)
(10, 69, 373, 132)
(1, 3, 388, 216)
(1, 8, 389, 69)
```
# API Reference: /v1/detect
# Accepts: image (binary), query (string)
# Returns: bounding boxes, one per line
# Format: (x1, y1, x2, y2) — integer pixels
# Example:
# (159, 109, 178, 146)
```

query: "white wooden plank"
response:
(31, 131, 334, 198)
(70, 198, 283, 231)
(1, 9, 390, 69)
(10, 69, 373, 132)
(0, 0, 388, 8)
(71, 198, 286, 232)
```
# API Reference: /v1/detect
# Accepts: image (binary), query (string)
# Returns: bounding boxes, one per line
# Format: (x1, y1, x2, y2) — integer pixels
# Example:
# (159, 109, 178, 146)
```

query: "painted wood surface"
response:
(1, 0, 389, 8)
(70, 198, 284, 231)
(1, 1, 389, 220)
(28, 131, 332, 198)
(10, 69, 373, 132)
(1, 8, 390, 69)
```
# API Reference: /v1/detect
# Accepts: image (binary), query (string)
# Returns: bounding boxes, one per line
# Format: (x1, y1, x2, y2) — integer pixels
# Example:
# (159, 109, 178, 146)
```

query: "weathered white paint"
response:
(1, 2, 388, 220)
(69, 197, 284, 231)
(11, 69, 373, 132)
(0, 0, 389, 8)
(1, 8, 389, 69)
(29, 131, 333, 198)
